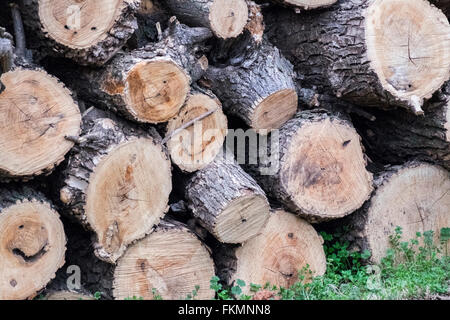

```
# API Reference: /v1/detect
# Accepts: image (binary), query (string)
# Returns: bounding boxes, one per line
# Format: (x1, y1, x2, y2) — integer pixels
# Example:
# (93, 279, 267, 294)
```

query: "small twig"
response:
(161, 107, 219, 145)
(155, 22, 163, 42)
(10, 3, 26, 59)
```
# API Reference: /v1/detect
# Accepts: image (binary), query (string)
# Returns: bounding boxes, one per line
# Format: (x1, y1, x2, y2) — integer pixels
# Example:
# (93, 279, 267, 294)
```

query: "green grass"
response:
(212, 226, 450, 300)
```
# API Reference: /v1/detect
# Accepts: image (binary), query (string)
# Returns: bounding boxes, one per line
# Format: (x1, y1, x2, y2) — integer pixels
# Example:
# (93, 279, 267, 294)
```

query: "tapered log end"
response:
(0, 69, 81, 179)
(0, 200, 66, 300)
(361, 162, 450, 264)
(279, 0, 337, 9)
(365, 0, 450, 110)
(232, 210, 326, 290)
(251, 88, 298, 132)
(113, 224, 215, 300)
(280, 115, 373, 221)
(125, 60, 190, 123)
(167, 93, 228, 172)
(209, 0, 249, 39)
(83, 137, 172, 263)
(215, 194, 270, 244)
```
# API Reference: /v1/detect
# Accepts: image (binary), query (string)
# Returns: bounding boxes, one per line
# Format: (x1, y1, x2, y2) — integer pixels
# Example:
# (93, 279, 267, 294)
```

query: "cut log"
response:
(58, 109, 172, 263)
(245, 110, 373, 223)
(0, 67, 81, 180)
(270, 0, 337, 10)
(265, 0, 450, 114)
(65, 19, 211, 124)
(205, 41, 298, 133)
(347, 162, 450, 264)
(214, 210, 326, 292)
(353, 82, 450, 170)
(0, 186, 66, 300)
(20, 0, 140, 66)
(185, 153, 270, 243)
(45, 291, 95, 300)
(164, 0, 249, 39)
(113, 220, 215, 300)
(166, 89, 228, 172)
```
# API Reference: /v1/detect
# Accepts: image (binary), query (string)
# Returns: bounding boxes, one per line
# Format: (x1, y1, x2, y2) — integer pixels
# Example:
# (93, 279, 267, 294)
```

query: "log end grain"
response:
(278, 112, 373, 221)
(251, 88, 298, 133)
(113, 222, 215, 300)
(209, 0, 249, 39)
(85, 137, 171, 263)
(0, 198, 66, 300)
(167, 92, 228, 172)
(354, 162, 450, 264)
(365, 0, 450, 113)
(218, 210, 326, 291)
(0, 68, 81, 179)
(123, 59, 190, 123)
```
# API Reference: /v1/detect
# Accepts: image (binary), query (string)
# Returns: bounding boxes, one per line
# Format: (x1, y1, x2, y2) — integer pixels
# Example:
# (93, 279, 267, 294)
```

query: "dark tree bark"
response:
(354, 82, 450, 170)
(185, 152, 270, 243)
(205, 40, 298, 132)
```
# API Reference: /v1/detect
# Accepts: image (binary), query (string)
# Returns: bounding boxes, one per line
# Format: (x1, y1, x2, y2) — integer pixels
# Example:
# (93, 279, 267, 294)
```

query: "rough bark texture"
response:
(205, 40, 297, 132)
(265, 0, 450, 114)
(20, 0, 140, 66)
(354, 82, 450, 170)
(44, 216, 115, 299)
(0, 185, 66, 300)
(58, 107, 171, 263)
(244, 109, 373, 223)
(61, 19, 211, 124)
(185, 152, 270, 243)
(344, 162, 450, 264)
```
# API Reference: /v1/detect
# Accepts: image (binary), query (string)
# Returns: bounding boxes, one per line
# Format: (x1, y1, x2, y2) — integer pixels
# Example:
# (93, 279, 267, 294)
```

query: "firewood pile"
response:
(0, 0, 449, 300)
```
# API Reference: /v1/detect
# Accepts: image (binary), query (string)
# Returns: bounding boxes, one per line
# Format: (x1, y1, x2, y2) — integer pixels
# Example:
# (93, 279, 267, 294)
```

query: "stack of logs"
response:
(0, 0, 449, 300)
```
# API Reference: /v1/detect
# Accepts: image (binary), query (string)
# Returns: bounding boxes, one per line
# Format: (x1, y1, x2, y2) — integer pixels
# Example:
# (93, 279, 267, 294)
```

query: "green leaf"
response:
(236, 279, 246, 287)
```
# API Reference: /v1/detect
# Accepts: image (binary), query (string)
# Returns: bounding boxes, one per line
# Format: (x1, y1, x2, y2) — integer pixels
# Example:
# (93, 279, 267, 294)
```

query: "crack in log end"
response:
(104, 220, 122, 254)
(12, 241, 48, 263)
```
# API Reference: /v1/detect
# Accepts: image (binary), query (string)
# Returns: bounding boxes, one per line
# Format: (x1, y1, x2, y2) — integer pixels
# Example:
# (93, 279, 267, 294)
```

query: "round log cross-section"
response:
(0, 68, 81, 180)
(349, 162, 450, 264)
(166, 91, 228, 172)
(21, 0, 140, 65)
(113, 220, 215, 300)
(0, 187, 66, 300)
(246, 110, 373, 223)
(215, 210, 326, 293)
